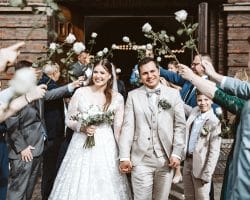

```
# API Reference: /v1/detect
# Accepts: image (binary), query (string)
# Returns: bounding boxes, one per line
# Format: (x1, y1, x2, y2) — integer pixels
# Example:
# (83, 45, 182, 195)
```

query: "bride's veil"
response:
(111, 63, 118, 92)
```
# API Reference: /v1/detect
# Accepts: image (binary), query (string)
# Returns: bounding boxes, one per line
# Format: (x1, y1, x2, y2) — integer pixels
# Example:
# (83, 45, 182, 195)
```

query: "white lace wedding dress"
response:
(49, 87, 132, 200)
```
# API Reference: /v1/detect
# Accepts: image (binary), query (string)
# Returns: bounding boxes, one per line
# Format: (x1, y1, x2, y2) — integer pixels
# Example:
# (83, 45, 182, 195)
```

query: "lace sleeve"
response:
(112, 93, 124, 143)
(65, 88, 82, 132)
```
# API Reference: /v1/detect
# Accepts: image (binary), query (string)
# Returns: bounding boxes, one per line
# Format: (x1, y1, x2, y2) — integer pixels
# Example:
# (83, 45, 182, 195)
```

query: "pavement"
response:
(31, 175, 223, 200)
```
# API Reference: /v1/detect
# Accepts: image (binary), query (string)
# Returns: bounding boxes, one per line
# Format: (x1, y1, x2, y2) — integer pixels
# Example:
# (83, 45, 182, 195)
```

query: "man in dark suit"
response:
(69, 50, 92, 85)
(5, 61, 82, 200)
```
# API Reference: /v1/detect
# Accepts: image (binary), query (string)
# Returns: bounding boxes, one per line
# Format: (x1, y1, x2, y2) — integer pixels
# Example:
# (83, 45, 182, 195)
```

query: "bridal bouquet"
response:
(71, 105, 115, 148)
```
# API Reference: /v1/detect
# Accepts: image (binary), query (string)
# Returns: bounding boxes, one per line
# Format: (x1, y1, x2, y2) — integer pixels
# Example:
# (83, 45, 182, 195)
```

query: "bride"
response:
(49, 59, 131, 200)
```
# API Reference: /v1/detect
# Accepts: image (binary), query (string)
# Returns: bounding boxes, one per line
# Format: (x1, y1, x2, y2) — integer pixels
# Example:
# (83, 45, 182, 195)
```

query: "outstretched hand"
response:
(26, 84, 47, 102)
(201, 60, 216, 77)
(0, 41, 25, 72)
(178, 64, 195, 81)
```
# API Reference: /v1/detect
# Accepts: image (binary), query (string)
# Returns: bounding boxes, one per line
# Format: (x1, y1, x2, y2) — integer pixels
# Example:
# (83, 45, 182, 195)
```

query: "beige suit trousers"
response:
(183, 157, 211, 200)
(131, 153, 174, 200)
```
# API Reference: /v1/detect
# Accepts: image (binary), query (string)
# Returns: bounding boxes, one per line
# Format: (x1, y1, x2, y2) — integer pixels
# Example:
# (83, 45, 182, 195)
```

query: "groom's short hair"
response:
(138, 57, 158, 74)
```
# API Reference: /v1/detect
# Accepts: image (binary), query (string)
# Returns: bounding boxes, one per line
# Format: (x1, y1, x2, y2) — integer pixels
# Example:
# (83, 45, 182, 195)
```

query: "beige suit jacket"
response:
(119, 84, 186, 166)
(185, 107, 221, 182)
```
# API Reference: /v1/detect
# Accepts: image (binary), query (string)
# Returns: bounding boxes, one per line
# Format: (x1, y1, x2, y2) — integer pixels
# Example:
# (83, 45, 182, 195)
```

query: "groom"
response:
(119, 57, 186, 200)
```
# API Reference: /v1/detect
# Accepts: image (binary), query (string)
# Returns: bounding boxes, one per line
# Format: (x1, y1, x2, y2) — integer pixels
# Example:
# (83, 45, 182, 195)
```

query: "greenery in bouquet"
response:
(71, 105, 115, 148)
(175, 9, 199, 55)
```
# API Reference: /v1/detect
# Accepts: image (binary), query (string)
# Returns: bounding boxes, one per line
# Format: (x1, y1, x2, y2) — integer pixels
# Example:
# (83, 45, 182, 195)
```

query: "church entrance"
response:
(84, 16, 193, 90)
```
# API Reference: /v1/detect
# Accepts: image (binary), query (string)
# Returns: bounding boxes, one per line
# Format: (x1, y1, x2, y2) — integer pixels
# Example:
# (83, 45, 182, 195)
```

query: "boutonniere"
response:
(200, 125, 210, 137)
(158, 99, 171, 110)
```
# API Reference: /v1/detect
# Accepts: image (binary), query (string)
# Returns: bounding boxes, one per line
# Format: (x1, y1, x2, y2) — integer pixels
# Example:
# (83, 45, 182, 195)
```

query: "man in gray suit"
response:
(119, 57, 186, 200)
(5, 63, 82, 200)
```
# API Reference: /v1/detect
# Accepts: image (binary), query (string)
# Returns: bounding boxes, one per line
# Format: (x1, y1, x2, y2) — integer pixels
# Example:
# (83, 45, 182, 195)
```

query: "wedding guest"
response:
(49, 59, 131, 200)
(119, 57, 186, 200)
(179, 60, 250, 200)
(161, 54, 218, 198)
(39, 63, 84, 200)
(183, 91, 221, 200)
(69, 50, 92, 85)
(5, 61, 82, 200)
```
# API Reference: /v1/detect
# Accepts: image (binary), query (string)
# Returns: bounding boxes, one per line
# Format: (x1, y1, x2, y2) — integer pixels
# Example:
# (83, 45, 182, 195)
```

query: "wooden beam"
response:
(198, 2, 208, 54)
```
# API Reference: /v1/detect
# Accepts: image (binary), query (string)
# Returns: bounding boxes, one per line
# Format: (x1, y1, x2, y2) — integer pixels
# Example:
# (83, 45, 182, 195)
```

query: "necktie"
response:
(184, 85, 195, 103)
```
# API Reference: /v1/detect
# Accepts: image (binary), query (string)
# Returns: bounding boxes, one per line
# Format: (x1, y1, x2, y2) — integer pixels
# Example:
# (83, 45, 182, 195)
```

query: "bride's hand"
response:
(80, 125, 96, 136)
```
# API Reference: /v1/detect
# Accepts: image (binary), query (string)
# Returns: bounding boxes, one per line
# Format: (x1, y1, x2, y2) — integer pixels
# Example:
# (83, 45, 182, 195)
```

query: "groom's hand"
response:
(168, 156, 180, 168)
(119, 161, 132, 173)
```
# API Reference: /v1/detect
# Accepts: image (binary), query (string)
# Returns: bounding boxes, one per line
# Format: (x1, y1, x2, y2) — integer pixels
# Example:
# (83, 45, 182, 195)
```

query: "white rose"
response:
(138, 45, 146, 50)
(122, 36, 130, 43)
(112, 44, 118, 49)
(132, 45, 138, 50)
(146, 43, 153, 50)
(65, 33, 76, 44)
(9, 67, 37, 95)
(49, 42, 57, 50)
(215, 107, 223, 116)
(156, 57, 162, 62)
(91, 32, 98, 38)
(116, 68, 121, 74)
(175, 10, 188, 22)
(103, 47, 109, 54)
(73, 42, 85, 55)
(142, 22, 152, 33)
(97, 51, 103, 57)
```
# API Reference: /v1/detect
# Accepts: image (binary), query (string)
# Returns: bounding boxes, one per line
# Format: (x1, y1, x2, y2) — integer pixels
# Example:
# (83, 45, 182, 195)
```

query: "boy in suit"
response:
(183, 91, 221, 200)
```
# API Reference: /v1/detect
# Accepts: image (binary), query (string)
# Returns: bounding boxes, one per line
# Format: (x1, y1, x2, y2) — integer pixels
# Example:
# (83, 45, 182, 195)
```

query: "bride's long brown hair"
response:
(89, 58, 113, 111)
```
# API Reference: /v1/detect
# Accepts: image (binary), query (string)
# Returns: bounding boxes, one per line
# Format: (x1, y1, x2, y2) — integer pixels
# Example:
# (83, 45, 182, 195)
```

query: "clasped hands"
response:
(119, 156, 180, 174)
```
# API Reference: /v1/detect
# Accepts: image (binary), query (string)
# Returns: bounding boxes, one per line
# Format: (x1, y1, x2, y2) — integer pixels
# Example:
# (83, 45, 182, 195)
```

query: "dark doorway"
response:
(85, 16, 193, 91)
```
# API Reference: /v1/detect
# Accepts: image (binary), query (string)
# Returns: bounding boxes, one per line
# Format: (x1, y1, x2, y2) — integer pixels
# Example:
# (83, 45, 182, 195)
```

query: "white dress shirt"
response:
(188, 111, 208, 154)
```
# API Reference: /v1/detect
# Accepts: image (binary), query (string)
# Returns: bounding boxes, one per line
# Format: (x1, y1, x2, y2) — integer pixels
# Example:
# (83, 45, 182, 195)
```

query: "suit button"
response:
(148, 138, 150, 140)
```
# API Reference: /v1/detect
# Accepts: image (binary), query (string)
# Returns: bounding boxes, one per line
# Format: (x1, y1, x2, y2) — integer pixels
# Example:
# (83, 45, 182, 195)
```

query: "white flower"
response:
(46, 8, 53, 16)
(73, 42, 85, 55)
(132, 45, 138, 50)
(9, 67, 37, 95)
(91, 32, 97, 38)
(97, 51, 103, 57)
(157, 57, 162, 62)
(112, 44, 118, 49)
(116, 68, 121, 74)
(103, 47, 108, 54)
(215, 107, 223, 116)
(146, 43, 153, 50)
(49, 42, 57, 50)
(175, 9, 188, 22)
(142, 22, 152, 33)
(138, 45, 146, 50)
(122, 36, 130, 43)
(65, 33, 76, 44)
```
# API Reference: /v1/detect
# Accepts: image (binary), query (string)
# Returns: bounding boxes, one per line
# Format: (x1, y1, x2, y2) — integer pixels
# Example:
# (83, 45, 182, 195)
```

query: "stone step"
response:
(170, 182, 185, 200)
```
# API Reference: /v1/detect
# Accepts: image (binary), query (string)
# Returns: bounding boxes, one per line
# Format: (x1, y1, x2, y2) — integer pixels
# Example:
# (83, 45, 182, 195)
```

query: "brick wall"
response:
(224, 0, 250, 77)
(0, 2, 50, 85)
